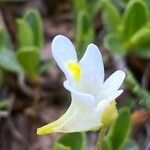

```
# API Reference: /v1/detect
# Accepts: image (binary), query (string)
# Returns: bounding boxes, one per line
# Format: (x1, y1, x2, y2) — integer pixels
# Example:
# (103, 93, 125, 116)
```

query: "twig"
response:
(18, 74, 34, 97)
(7, 118, 30, 150)
(0, 94, 30, 149)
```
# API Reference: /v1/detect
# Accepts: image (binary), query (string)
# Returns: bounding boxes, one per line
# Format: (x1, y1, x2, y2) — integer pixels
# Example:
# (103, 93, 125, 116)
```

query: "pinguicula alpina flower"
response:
(37, 35, 125, 135)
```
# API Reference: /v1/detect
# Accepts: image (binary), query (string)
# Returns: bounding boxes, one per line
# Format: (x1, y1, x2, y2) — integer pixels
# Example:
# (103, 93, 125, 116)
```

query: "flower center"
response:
(67, 61, 81, 81)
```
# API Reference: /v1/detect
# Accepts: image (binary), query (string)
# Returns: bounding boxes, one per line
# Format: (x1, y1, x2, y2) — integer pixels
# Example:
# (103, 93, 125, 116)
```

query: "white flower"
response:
(37, 35, 125, 135)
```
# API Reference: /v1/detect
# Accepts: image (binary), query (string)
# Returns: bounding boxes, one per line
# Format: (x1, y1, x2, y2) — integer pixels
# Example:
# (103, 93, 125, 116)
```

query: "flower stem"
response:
(96, 126, 109, 150)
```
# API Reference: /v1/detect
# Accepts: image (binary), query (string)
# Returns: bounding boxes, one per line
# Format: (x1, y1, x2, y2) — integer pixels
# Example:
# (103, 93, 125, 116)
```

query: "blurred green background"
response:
(0, 0, 149, 150)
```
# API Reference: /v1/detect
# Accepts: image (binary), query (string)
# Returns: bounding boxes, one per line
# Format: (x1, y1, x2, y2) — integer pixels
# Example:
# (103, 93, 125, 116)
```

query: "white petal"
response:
(64, 92, 100, 132)
(37, 104, 73, 134)
(97, 90, 123, 107)
(105, 90, 123, 102)
(62, 107, 101, 132)
(99, 70, 125, 100)
(37, 103, 101, 134)
(52, 35, 77, 76)
(37, 82, 101, 134)
(79, 43, 104, 86)
(64, 81, 96, 109)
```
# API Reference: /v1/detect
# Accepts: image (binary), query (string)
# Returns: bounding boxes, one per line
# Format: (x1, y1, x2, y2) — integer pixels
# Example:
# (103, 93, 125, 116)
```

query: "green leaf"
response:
(144, 0, 150, 20)
(102, 137, 112, 150)
(125, 70, 150, 108)
(39, 61, 53, 73)
(0, 50, 23, 73)
(131, 47, 150, 59)
(122, 0, 147, 41)
(24, 9, 43, 48)
(127, 26, 150, 49)
(53, 143, 71, 150)
(102, 0, 121, 33)
(75, 11, 94, 59)
(16, 19, 34, 47)
(55, 132, 86, 150)
(17, 47, 40, 77)
(0, 13, 12, 50)
(0, 31, 6, 50)
(0, 30, 6, 50)
(125, 23, 150, 58)
(110, 0, 128, 9)
(104, 34, 125, 55)
(0, 69, 3, 85)
(0, 28, 12, 51)
(107, 108, 131, 150)
(0, 100, 9, 110)
(73, 0, 87, 13)
(88, 0, 102, 20)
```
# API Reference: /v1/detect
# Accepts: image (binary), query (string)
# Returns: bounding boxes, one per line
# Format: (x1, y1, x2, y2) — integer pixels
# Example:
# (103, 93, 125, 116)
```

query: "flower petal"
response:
(37, 82, 101, 134)
(79, 43, 104, 86)
(37, 105, 100, 134)
(97, 90, 123, 107)
(64, 81, 96, 109)
(37, 104, 73, 134)
(105, 90, 123, 102)
(98, 70, 125, 101)
(52, 35, 77, 77)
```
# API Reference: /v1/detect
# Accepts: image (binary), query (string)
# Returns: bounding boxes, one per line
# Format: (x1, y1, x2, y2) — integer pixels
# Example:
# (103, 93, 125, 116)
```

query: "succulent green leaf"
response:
(0, 50, 23, 73)
(144, 0, 150, 20)
(0, 29, 7, 50)
(127, 25, 150, 50)
(73, 0, 87, 13)
(54, 133, 86, 150)
(53, 143, 71, 150)
(0, 28, 12, 51)
(102, 137, 112, 150)
(0, 100, 9, 110)
(102, 0, 121, 32)
(131, 47, 150, 59)
(39, 61, 53, 73)
(88, 0, 102, 20)
(125, 70, 150, 107)
(107, 108, 131, 150)
(104, 34, 125, 55)
(110, 0, 128, 9)
(17, 47, 40, 77)
(0, 69, 3, 85)
(24, 9, 43, 48)
(16, 19, 34, 47)
(122, 0, 147, 41)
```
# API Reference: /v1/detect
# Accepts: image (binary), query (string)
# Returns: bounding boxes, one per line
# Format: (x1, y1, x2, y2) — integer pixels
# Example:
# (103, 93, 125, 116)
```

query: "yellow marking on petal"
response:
(101, 100, 118, 126)
(67, 61, 81, 81)
(37, 109, 72, 135)
(37, 123, 57, 135)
